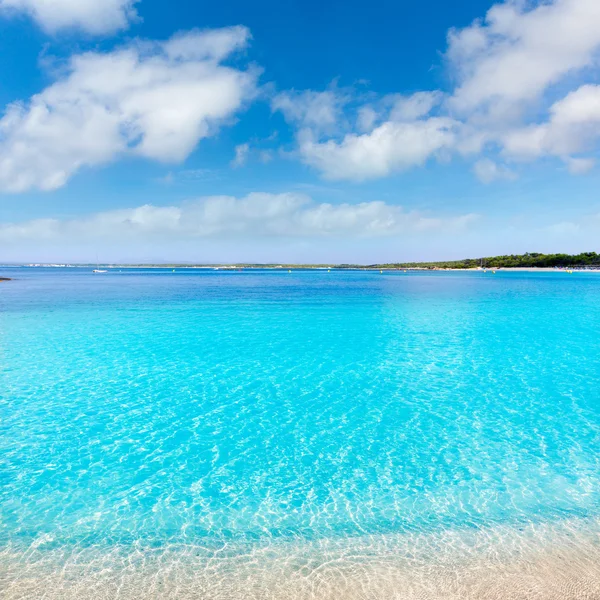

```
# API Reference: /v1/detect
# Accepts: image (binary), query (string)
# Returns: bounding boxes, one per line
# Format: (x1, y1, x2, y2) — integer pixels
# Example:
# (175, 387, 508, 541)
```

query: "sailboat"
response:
(93, 256, 107, 273)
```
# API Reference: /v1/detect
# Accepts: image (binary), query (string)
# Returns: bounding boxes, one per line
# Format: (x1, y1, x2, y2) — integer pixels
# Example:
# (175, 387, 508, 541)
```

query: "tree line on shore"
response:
(367, 252, 600, 269)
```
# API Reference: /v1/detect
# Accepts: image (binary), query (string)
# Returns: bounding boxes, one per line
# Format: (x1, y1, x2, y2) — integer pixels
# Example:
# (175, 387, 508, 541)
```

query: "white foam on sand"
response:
(2, 518, 600, 599)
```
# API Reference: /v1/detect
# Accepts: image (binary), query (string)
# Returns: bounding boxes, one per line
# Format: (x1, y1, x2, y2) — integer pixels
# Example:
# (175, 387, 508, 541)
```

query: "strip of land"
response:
(7, 251, 600, 271)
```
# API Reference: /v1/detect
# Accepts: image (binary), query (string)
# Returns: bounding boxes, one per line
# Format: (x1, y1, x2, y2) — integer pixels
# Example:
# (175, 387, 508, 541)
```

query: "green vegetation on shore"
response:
(371, 252, 600, 269)
(9, 252, 600, 270)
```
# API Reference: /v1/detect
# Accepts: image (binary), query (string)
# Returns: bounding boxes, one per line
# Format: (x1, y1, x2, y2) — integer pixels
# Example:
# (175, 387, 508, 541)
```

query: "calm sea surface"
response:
(1, 268, 600, 597)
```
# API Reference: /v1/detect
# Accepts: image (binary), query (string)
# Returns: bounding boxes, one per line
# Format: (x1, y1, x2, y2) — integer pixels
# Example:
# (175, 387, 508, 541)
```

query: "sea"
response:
(1, 267, 599, 599)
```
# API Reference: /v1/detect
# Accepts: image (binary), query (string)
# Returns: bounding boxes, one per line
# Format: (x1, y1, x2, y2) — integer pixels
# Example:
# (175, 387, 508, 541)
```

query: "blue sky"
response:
(1, 0, 600, 263)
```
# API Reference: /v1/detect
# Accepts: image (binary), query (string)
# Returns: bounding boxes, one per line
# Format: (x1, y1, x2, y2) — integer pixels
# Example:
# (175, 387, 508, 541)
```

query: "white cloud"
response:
(473, 158, 516, 183)
(231, 142, 275, 168)
(448, 1, 600, 170)
(0, 27, 258, 192)
(502, 84, 600, 162)
(5, 0, 600, 192)
(356, 106, 378, 133)
(231, 143, 249, 167)
(272, 88, 347, 134)
(297, 117, 458, 181)
(271, 0, 600, 182)
(353, 91, 443, 133)
(444, 0, 600, 177)
(0, 0, 139, 34)
(0, 193, 479, 244)
(163, 27, 251, 61)
(272, 87, 456, 181)
(388, 91, 443, 122)
(447, 0, 600, 118)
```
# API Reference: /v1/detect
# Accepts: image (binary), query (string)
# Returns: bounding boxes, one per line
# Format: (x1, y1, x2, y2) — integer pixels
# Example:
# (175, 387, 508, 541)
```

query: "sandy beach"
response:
(415, 267, 600, 273)
(2, 519, 600, 600)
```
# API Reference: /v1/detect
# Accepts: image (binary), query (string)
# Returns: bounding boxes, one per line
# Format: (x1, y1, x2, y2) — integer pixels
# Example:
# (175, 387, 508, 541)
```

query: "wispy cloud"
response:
(473, 159, 516, 184)
(0, 193, 479, 245)
(231, 143, 250, 168)
(158, 168, 219, 185)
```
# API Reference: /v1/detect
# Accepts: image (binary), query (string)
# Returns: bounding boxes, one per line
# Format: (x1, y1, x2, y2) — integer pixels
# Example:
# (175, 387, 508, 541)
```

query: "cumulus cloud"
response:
(0, 27, 258, 192)
(271, 0, 600, 182)
(0, 193, 479, 244)
(447, 0, 600, 119)
(272, 87, 456, 180)
(503, 84, 600, 163)
(5, 0, 600, 191)
(0, 0, 139, 34)
(298, 117, 458, 181)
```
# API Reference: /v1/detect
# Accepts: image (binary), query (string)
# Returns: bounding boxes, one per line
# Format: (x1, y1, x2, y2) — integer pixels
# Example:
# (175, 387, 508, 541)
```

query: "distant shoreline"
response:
(2, 252, 598, 272)
(2, 252, 599, 271)
(2, 266, 600, 273)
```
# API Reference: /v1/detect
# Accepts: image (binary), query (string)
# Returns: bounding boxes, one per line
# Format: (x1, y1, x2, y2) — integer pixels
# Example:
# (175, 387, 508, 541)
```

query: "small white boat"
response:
(93, 255, 107, 273)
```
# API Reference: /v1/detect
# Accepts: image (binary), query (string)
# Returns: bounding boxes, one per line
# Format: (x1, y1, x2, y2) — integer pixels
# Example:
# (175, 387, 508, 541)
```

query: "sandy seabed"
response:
(2, 519, 600, 600)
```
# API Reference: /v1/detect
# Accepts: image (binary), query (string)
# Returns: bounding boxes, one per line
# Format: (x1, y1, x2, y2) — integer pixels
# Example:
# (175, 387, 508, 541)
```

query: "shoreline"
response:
(432, 267, 600, 272)
(2, 518, 600, 599)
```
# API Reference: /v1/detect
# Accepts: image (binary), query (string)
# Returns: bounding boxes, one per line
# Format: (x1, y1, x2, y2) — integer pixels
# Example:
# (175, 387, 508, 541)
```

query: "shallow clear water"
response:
(1, 268, 600, 596)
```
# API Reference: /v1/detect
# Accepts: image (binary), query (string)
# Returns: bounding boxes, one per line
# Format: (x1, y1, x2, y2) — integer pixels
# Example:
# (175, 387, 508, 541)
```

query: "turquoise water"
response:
(1, 268, 600, 594)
